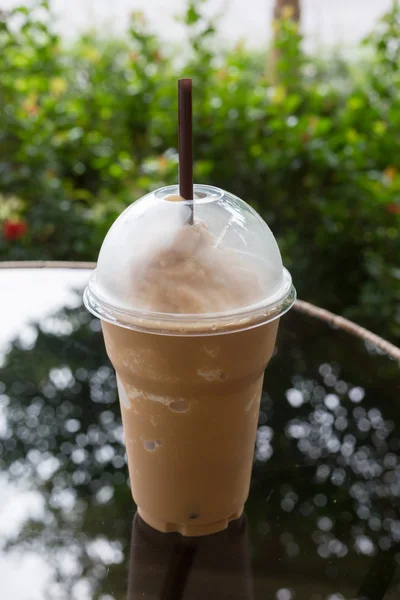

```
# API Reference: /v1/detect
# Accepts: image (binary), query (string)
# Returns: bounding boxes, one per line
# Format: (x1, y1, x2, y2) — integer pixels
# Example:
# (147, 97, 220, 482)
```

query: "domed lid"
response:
(84, 184, 295, 335)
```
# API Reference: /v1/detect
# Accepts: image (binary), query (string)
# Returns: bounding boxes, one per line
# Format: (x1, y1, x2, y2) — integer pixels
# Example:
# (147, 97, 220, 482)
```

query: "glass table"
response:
(0, 266, 399, 600)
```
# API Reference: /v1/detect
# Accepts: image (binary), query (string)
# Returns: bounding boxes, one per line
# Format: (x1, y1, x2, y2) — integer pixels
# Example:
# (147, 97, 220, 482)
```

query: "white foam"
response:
(122, 359, 137, 372)
(203, 346, 220, 358)
(122, 385, 190, 412)
(97, 200, 190, 309)
(197, 368, 222, 381)
(128, 387, 141, 401)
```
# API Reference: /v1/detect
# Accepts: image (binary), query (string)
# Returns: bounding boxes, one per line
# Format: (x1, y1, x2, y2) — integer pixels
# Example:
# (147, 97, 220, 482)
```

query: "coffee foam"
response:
(98, 209, 273, 315)
(86, 185, 296, 336)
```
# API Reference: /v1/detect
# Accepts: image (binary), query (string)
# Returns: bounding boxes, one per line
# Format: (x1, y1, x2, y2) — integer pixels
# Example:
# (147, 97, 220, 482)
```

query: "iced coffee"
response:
(84, 184, 295, 536)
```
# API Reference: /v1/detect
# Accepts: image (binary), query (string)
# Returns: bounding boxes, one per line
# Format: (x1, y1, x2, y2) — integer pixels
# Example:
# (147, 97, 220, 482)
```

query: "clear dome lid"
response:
(84, 184, 295, 335)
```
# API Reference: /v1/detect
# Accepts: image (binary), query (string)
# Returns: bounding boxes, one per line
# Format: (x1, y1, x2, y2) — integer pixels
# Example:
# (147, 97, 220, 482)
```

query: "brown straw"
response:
(178, 78, 194, 224)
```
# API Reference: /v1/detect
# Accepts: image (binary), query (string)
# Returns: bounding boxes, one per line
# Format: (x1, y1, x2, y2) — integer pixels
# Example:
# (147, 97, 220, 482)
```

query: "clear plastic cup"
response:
(84, 184, 295, 536)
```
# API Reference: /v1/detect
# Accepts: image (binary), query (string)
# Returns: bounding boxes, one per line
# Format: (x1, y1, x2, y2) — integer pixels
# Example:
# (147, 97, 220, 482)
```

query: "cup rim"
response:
(83, 268, 296, 337)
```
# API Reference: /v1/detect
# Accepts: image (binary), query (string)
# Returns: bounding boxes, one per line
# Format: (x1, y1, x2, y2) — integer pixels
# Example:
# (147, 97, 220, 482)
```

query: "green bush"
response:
(0, 0, 399, 341)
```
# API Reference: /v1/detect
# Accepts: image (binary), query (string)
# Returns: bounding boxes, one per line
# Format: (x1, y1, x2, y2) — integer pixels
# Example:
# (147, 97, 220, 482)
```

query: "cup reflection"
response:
(128, 512, 254, 599)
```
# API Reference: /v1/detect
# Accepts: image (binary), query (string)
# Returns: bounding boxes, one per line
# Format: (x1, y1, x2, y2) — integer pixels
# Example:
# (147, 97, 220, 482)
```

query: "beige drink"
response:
(84, 184, 295, 536)
(102, 318, 278, 535)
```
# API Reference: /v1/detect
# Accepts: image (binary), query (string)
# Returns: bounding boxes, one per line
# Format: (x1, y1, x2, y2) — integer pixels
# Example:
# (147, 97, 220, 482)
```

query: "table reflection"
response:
(128, 513, 253, 599)
(0, 269, 399, 599)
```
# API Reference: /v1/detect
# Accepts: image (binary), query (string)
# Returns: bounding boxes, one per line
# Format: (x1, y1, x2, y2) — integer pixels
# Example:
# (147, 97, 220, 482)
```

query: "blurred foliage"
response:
(0, 0, 399, 340)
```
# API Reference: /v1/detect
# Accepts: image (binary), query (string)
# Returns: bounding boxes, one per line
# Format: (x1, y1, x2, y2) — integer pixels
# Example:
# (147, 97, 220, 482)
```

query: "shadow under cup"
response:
(101, 317, 279, 536)
(128, 512, 253, 599)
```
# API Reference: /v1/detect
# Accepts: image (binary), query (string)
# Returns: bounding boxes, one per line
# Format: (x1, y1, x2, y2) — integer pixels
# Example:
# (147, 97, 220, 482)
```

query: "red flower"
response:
(387, 204, 400, 215)
(3, 219, 28, 241)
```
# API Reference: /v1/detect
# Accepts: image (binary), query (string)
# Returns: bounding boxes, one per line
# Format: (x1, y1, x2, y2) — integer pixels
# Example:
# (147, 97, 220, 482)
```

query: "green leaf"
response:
(186, 5, 201, 25)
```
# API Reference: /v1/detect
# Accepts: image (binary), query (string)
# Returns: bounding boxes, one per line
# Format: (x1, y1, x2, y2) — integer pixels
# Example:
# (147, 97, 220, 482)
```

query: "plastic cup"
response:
(84, 184, 295, 536)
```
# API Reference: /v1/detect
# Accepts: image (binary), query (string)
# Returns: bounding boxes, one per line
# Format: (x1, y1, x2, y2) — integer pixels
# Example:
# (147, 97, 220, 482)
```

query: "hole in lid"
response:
(155, 185, 223, 204)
